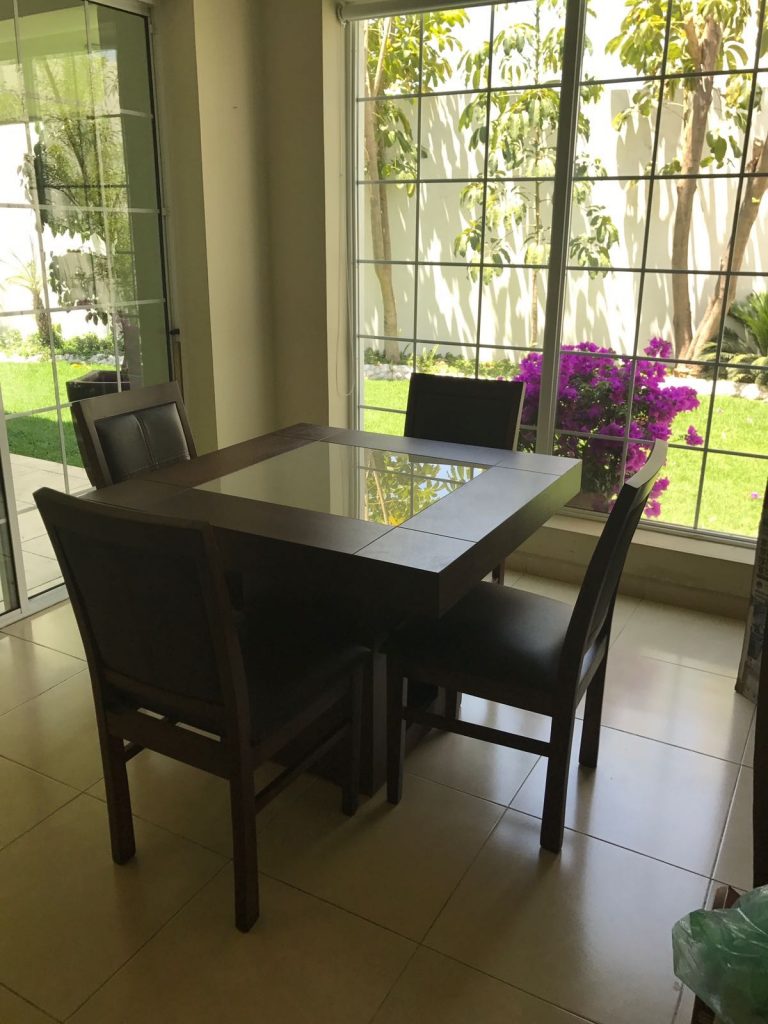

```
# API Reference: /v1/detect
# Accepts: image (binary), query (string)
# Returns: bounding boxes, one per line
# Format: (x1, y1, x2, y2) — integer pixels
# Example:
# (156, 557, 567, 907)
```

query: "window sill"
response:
(507, 513, 754, 620)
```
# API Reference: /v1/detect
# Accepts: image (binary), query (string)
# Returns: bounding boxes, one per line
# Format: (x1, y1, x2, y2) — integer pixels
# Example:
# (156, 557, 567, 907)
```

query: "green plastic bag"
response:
(673, 885, 768, 1024)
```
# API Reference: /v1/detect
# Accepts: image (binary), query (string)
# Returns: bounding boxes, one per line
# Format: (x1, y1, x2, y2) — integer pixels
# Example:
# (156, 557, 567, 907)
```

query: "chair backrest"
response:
(34, 487, 247, 734)
(71, 381, 196, 488)
(404, 373, 525, 450)
(562, 442, 668, 679)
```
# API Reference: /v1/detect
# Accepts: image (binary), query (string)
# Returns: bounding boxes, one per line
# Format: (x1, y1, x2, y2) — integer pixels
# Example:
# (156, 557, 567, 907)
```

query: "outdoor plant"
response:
(701, 291, 768, 385)
(514, 338, 704, 516)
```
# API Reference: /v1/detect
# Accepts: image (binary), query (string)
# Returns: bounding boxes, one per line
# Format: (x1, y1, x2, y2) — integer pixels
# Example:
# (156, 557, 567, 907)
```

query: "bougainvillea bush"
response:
(514, 339, 703, 517)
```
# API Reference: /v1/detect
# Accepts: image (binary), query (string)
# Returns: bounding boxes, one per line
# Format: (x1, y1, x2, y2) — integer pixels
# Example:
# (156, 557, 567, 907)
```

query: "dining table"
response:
(83, 421, 582, 790)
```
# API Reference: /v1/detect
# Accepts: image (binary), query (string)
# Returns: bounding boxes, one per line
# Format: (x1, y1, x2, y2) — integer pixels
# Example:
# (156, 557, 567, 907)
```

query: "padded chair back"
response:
(34, 487, 246, 733)
(72, 381, 196, 488)
(404, 373, 525, 450)
(562, 442, 667, 678)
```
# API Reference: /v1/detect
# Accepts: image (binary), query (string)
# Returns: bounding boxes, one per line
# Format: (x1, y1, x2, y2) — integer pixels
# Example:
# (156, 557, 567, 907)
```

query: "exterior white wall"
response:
(357, 9, 768, 362)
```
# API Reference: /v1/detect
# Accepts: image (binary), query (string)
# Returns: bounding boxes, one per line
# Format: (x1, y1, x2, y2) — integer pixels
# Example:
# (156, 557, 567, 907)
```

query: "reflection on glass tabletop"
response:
(195, 441, 489, 525)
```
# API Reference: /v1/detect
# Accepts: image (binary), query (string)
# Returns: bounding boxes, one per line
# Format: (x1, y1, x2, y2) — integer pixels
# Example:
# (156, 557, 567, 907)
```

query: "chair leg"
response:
(229, 761, 259, 932)
(102, 733, 135, 864)
(443, 688, 460, 721)
(342, 665, 363, 817)
(579, 659, 606, 769)
(540, 714, 575, 854)
(491, 558, 506, 585)
(387, 660, 407, 805)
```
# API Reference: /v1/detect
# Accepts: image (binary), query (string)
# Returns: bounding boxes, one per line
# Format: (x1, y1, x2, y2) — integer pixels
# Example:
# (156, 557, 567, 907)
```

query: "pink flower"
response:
(685, 425, 704, 447)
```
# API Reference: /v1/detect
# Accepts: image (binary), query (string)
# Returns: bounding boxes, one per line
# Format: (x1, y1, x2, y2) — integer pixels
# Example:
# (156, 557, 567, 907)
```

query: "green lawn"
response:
(362, 378, 768, 537)
(1, 360, 105, 467)
(2, 363, 765, 535)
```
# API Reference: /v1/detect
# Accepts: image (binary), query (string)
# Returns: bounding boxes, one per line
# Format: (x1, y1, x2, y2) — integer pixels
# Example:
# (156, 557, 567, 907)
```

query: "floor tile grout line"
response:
(415, 945, 602, 1024)
(606, 593, 644, 648)
(0, 750, 100, 797)
(506, 753, 543, 808)
(403, 765, 526, 810)
(0, 979, 60, 1023)
(580, 719, 753, 767)
(0, 667, 87, 721)
(705, 761, 749, 883)
(0, 622, 87, 664)
(414, 794, 514, 952)
(62, 859, 232, 1023)
(612, 646, 740, 680)
(503, 804, 720, 884)
(0, 790, 81, 857)
(365, 946, 422, 1024)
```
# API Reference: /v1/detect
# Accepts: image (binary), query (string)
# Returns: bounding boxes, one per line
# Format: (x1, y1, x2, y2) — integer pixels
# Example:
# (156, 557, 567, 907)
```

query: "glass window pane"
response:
(491, 2, 564, 88)
(360, 183, 415, 262)
(420, 93, 486, 180)
(360, 15, 422, 98)
(417, 264, 478, 345)
(583, 2, 669, 82)
(359, 262, 414, 342)
(574, 81, 658, 180)
(117, 302, 168, 389)
(87, 5, 151, 115)
(363, 407, 404, 436)
(419, 180, 473, 264)
(425, 6, 491, 94)
(656, 447, 703, 529)
(479, 266, 547, 349)
(569, 178, 646, 272)
(18, 0, 91, 116)
(361, 97, 418, 183)
(699, 452, 767, 536)
(562, 269, 641, 353)
(710, 376, 768, 456)
(363, 339, 411, 414)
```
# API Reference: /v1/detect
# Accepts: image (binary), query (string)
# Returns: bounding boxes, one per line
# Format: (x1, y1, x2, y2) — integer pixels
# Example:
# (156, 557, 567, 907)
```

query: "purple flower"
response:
(685, 425, 704, 447)
(514, 337, 696, 518)
(751, 491, 761, 500)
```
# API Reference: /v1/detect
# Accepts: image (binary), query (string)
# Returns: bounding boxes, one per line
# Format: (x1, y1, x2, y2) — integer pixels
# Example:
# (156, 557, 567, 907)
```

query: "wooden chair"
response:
(404, 372, 525, 450)
(404, 373, 525, 584)
(71, 380, 196, 488)
(386, 442, 667, 854)
(34, 487, 366, 932)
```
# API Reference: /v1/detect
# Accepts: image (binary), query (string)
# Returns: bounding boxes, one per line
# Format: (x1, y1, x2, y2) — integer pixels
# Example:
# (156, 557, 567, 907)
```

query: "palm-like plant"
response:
(701, 291, 768, 385)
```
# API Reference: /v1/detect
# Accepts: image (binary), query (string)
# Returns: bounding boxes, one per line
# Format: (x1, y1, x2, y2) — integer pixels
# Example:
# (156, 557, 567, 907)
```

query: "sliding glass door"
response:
(0, 0, 169, 616)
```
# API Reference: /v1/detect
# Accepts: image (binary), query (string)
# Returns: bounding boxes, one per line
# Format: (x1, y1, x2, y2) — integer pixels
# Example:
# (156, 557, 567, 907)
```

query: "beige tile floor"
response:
(0, 580, 755, 1024)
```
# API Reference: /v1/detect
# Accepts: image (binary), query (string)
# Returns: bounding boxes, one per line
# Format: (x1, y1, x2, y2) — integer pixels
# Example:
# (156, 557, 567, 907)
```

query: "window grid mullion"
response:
(535, 0, 587, 456)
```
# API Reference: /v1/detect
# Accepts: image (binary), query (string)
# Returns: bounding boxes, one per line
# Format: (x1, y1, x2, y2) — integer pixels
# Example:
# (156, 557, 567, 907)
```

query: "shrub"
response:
(0, 325, 23, 350)
(55, 332, 109, 359)
(513, 338, 703, 517)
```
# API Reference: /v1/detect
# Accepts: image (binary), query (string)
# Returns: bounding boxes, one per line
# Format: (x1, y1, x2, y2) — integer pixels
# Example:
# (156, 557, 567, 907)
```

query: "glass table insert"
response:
(196, 440, 489, 526)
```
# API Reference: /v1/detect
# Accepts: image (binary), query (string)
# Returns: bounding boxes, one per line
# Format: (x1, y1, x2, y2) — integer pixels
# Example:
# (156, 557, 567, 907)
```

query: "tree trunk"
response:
(363, 25, 401, 364)
(685, 138, 768, 360)
(671, 17, 722, 357)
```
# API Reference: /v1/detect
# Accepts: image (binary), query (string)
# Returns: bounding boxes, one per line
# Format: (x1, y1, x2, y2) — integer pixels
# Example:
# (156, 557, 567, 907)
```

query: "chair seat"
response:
(387, 582, 573, 711)
(238, 607, 367, 742)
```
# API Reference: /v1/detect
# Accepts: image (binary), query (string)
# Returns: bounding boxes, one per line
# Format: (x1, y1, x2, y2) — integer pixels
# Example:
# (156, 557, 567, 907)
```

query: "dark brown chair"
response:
(386, 442, 667, 854)
(404, 372, 525, 450)
(404, 372, 525, 585)
(71, 380, 196, 488)
(34, 487, 366, 932)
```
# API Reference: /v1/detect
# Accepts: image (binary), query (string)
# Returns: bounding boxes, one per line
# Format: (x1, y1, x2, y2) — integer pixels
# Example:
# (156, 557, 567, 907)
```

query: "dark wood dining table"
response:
(83, 422, 582, 790)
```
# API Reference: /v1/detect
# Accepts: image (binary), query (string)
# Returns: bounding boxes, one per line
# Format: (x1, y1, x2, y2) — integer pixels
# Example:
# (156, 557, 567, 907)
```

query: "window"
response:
(351, 0, 768, 540)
